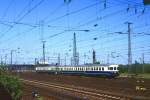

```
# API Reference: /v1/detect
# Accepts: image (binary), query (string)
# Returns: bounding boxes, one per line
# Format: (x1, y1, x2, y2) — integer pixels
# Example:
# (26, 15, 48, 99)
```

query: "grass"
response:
(120, 73, 150, 79)
(138, 73, 150, 79)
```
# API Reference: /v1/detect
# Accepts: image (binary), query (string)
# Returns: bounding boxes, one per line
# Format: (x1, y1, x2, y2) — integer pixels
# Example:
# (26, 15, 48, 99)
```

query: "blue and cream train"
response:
(35, 64, 119, 77)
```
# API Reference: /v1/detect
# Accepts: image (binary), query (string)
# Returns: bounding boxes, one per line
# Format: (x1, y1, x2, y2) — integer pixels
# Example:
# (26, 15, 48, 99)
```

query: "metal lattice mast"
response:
(73, 33, 78, 66)
(126, 22, 132, 74)
(42, 41, 46, 64)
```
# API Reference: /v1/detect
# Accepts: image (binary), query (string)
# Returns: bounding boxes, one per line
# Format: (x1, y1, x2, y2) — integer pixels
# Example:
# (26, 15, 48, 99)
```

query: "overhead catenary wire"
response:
(0, 0, 149, 64)
(0, 1, 67, 46)
(0, 0, 14, 20)
(0, 0, 45, 40)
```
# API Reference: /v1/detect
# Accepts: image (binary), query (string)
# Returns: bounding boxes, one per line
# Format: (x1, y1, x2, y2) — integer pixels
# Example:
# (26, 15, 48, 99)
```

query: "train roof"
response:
(36, 64, 118, 67)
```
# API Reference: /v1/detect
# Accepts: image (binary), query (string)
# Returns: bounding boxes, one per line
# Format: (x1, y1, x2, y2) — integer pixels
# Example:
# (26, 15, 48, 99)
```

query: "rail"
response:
(20, 79, 136, 100)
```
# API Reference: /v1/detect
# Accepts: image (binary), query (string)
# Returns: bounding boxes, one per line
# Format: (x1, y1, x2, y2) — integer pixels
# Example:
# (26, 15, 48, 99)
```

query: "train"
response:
(35, 64, 119, 77)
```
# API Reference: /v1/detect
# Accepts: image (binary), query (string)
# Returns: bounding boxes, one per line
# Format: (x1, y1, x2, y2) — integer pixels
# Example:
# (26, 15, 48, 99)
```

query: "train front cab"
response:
(108, 65, 119, 78)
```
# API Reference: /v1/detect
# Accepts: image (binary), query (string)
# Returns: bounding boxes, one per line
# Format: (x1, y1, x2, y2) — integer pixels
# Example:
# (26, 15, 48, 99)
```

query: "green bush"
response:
(0, 66, 22, 100)
(119, 63, 150, 74)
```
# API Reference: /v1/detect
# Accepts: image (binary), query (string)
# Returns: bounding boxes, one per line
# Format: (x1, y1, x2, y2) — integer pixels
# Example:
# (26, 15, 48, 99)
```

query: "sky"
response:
(0, 0, 149, 65)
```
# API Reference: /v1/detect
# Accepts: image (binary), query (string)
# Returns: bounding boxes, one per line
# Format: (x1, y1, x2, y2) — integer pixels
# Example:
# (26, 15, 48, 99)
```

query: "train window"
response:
(96, 67, 98, 71)
(93, 67, 95, 70)
(91, 67, 93, 70)
(89, 67, 91, 71)
(109, 67, 113, 70)
(102, 67, 104, 71)
(99, 67, 101, 71)
(114, 67, 116, 70)
(86, 67, 88, 71)
(75, 67, 76, 71)
(84, 67, 86, 71)
(92, 67, 94, 70)
(93, 67, 96, 71)
(75, 67, 77, 71)
(82, 67, 84, 71)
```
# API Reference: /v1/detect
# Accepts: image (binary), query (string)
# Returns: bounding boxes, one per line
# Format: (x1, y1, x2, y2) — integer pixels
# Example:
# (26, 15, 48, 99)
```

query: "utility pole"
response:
(73, 33, 78, 66)
(65, 56, 66, 66)
(35, 58, 37, 65)
(39, 20, 46, 65)
(1, 56, 3, 65)
(92, 49, 96, 64)
(107, 54, 110, 65)
(142, 53, 145, 73)
(42, 41, 46, 64)
(84, 53, 86, 65)
(5, 54, 7, 65)
(58, 53, 60, 65)
(126, 22, 132, 74)
(10, 50, 15, 65)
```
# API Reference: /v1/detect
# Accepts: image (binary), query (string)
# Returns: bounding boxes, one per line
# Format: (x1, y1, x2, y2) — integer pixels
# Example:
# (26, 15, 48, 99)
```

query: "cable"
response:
(0, 0, 45, 40)
(45, 7, 126, 40)
(45, 1, 103, 24)
(0, 0, 66, 46)
(1, 0, 14, 20)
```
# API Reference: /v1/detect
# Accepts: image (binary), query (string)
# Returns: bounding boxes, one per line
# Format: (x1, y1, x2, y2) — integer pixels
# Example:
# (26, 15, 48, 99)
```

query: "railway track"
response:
(20, 79, 134, 100)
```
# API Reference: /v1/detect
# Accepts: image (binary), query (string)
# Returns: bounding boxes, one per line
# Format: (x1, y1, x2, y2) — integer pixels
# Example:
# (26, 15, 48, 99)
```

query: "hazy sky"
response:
(0, 0, 149, 65)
